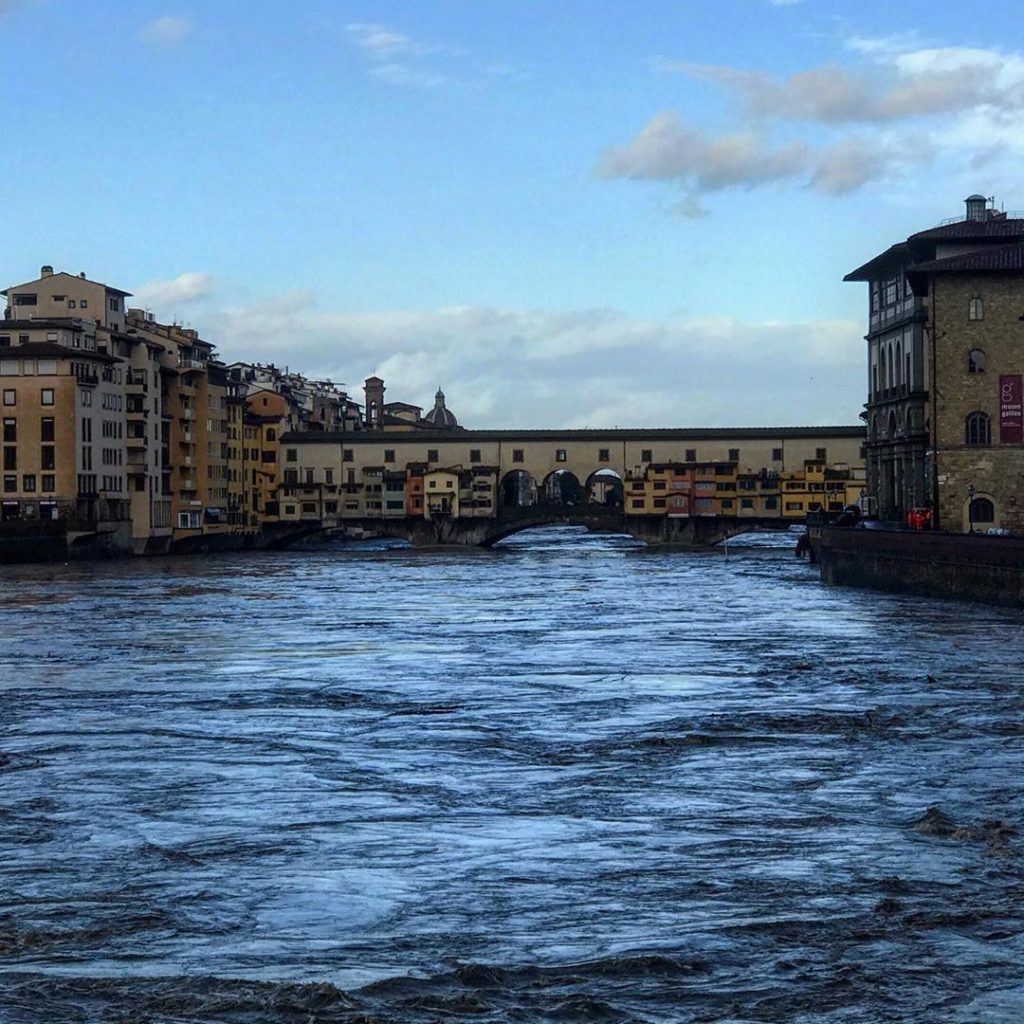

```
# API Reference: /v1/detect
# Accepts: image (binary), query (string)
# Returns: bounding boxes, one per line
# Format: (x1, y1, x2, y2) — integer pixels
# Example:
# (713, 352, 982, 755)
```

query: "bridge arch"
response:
(501, 469, 537, 508)
(585, 468, 624, 508)
(540, 469, 582, 507)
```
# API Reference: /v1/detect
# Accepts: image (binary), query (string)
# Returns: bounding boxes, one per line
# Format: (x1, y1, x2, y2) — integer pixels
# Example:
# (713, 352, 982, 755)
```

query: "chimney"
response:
(40, 265, 53, 278)
(965, 194, 988, 222)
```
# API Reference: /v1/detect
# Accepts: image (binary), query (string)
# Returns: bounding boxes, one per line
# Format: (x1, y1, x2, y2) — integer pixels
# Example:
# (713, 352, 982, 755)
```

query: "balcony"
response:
(126, 403, 147, 420)
(126, 434, 148, 449)
(181, 408, 194, 421)
(177, 355, 206, 371)
(179, 477, 195, 490)
(126, 370, 148, 394)
(74, 369, 99, 387)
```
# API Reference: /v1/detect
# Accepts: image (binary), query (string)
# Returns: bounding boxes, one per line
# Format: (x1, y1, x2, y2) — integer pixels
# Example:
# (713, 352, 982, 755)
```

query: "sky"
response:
(4, 0, 1024, 428)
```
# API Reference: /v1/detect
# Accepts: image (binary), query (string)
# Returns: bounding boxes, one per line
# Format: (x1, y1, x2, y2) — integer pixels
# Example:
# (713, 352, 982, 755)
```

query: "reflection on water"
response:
(1, 526, 1022, 1022)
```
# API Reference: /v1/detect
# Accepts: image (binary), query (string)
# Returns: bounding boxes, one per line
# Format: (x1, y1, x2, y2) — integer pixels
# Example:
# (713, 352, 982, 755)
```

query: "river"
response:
(1, 527, 1022, 1023)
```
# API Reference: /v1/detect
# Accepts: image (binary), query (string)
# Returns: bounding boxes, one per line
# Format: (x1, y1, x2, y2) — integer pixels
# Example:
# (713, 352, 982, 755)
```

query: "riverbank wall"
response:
(819, 528, 1024, 608)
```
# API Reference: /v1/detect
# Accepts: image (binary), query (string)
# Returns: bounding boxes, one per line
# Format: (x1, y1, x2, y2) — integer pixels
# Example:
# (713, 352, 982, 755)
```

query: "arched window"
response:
(968, 297, 984, 321)
(873, 364, 879, 395)
(888, 411, 897, 439)
(266, 428, 276, 442)
(895, 341, 902, 385)
(965, 411, 991, 446)
(970, 497, 995, 523)
(887, 346, 894, 390)
(870, 415, 879, 440)
(906, 352, 912, 388)
(968, 349, 986, 373)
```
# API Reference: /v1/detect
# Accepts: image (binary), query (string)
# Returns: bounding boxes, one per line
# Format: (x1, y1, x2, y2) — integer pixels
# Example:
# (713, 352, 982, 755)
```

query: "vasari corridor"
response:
(3, 1, 1024, 1023)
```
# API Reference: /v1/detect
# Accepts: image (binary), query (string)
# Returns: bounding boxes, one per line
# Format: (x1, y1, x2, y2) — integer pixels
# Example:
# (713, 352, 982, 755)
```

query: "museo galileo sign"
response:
(1000, 374, 1023, 444)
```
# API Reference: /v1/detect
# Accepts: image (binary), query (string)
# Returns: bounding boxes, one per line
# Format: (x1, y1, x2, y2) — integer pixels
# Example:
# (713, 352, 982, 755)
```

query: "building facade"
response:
(846, 194, 1024, 531)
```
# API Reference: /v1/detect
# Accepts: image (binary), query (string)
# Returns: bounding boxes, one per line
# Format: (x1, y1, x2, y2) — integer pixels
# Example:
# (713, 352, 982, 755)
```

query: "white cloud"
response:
(346, 22, 425, 58)
(198, 294, 864, 428)
(596, 112, 808, 189)
(135, 272, 215, 311)
(138, 15, 192, 47)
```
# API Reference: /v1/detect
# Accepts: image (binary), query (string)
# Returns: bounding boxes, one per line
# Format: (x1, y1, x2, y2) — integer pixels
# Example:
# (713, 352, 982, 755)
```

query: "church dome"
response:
(422, 388, 459, 428)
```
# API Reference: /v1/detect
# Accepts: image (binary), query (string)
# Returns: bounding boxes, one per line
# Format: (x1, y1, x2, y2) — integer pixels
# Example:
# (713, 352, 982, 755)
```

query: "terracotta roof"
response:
(844, 243, 909, 282)
(0, 342, 120, 364)
(908, 217, 1024, 242)
(906, 242, 1024, 274)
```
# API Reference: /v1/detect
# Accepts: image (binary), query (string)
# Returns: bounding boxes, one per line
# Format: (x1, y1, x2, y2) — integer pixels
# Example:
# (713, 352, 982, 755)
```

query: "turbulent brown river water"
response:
(1, 527, 1023, 1023)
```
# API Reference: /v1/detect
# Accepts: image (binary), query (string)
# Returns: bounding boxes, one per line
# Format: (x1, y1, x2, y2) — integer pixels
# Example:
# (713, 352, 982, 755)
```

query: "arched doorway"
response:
(541, 470, 582, 507)
(585, 468, 623, 508)
(501, 470, 537, 508)
(967, 495, 996, 532)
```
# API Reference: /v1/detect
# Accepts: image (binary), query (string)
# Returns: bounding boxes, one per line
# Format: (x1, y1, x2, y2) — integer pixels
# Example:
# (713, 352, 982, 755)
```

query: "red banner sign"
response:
(1000, 374, 1023, 444)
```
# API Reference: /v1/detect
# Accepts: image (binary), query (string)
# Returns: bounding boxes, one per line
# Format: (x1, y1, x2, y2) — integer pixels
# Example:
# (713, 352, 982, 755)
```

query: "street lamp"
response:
(968, 483, 975, 534)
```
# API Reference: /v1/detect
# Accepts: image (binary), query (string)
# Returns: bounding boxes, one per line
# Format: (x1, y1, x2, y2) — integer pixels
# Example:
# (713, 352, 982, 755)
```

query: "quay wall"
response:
(819, 528, 1024, 608)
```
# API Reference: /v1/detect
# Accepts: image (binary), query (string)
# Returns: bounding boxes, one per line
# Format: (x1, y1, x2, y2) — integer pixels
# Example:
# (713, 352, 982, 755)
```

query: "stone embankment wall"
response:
(819, 528, 1024, 608)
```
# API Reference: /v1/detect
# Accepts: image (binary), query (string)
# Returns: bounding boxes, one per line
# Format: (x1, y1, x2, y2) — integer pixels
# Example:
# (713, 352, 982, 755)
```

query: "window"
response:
(305, 469, 314, 484)
(555, 449, 567, 462)
(13, 294, 37, 306)
(3, 448, 15, 471)
(970, 496, 995, 524)
(765, 496, 778, 510)
(2, 419, 14, 443)
(2, 390, 14, 407)
(325, 469, 334, 485)
(741, 498, 754, 509)
(512, 449, 524, 463)
(79, 299, 88, 309)
(653, 498, 666, 508)
(685, 448, 696, 462)
(285, 447, 296, 462)
(283, 469, 298, 484)
(427, 449, 438, 463)
(968, 297, 984, 321)
(2, 475, 13, 492)
(598, 448, 609, 462)
(641, 449, 652, 462)
(343, 448, 354, 462)
(41, 418, 54, 442)
(52, 295, 65, 303)
(22, 474, 35, 492)
(728, 448, 739, 462)
(384, 449, 395, 463)
(965, 411, 991, 446)
(41, 474, 55, 492)
(630, 499, 644, 509)
(301, 502, 316, 514)
(785, 501, 804, 511)
(267, 429, 277, 442)
(968, 349, 986, 373)
(41, 447, 54, 470)
(469, 449, 481, 463)
(816, 447, 827, 461)
(177, 511, 201, 529)
(108, 297, 119, 312)
(0, 337, 8, 348)
(68, 300, 76, 309)
(40, 389, 54, 406)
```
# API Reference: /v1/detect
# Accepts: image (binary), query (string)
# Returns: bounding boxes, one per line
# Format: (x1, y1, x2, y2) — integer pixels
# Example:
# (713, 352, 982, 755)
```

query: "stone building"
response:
(845, 194, 1024, 530)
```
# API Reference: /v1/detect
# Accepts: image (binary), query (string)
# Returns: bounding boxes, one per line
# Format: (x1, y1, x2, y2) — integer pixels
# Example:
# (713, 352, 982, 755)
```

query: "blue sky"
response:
(4, 0, 1024, 427)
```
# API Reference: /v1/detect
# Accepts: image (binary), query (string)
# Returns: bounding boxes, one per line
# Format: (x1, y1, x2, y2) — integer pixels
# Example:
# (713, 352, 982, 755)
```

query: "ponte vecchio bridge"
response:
(268, 425, 866, 547)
